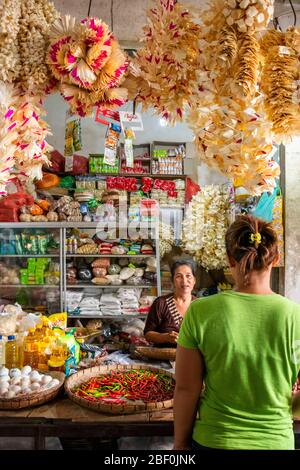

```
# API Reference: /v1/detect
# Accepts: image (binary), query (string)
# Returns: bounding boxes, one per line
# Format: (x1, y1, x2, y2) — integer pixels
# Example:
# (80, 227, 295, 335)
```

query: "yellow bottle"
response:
(23, 328, 39, 368)
(35, 323, 43, 341)
(47, 343, 67, 372)
(5, 335, 19, 369)
(38, 333, 52, 370)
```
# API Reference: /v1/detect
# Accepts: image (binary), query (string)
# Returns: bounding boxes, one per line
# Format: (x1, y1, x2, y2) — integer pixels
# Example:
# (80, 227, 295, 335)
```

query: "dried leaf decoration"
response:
(260, 29, 300, 142)
(48, 15, 128, 116)
(186, 0, 279, 195)
(123, 0, 201, 124)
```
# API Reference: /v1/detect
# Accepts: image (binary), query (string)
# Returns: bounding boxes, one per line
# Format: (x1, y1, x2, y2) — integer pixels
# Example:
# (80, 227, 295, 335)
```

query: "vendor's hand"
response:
(164, 331, 178, 344)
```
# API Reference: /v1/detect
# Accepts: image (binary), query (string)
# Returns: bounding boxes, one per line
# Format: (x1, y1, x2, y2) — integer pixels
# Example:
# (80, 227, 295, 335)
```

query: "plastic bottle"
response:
(0, 335, 5, 367)
(5, 335, 19, 369)
(47, 343, 67, 372)
(38, 332, 52, 370)
(23, 328, 39, 368)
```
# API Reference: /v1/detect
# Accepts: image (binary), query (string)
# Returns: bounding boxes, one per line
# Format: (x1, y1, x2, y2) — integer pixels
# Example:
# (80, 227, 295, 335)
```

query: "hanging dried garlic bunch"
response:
(182, 185, 231, 270)
(17, 0, 59, 94)
(124, 0, 201, 124)
(0, 0, 22, 83)
(260, 29, 300, 141)
(48, 15, 128, 116)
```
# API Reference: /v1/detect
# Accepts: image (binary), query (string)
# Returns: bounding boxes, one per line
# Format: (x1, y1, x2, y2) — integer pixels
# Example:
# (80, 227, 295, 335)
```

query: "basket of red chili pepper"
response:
(64, 364, 175, 414)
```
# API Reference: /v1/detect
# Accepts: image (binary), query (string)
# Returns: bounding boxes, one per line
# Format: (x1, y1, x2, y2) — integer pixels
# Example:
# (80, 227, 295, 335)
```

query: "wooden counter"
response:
(0, 394, 174, 449)
(1, 394, 299, 450)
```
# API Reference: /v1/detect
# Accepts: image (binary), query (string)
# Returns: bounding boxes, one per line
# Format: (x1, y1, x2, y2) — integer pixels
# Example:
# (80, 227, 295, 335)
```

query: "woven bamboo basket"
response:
(65, 364, 175, 415)
(0, 371, 65, 410)
(135, 346, 176, 361)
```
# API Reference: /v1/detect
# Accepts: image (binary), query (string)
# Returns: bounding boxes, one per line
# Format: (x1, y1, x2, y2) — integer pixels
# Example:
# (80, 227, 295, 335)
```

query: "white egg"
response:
(0, 367, 9, 377)
(9, 368, 21, 378)
(41, 375, 52, 385)
(48, 378, 60, 388)
(0, 386, 8, 395)
(21, 366, 32, 376)
(10, 385, 21, 394)
(30, 382, 41, 391)
(20, 377, 30, 387)
(10, 377, 21, 386)
(20, 384, 30, 393)
(29, 371, 41, 382)
(6, 390, 16, 398)
(0, 376, 10, 385)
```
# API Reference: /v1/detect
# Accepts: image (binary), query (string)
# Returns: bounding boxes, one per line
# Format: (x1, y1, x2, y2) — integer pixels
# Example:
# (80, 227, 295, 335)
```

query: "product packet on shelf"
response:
(48, 312, 67, 330)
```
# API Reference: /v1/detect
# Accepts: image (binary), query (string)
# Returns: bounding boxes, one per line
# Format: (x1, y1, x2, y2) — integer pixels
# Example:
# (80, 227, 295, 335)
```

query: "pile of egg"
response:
(0, 366, 60, 398)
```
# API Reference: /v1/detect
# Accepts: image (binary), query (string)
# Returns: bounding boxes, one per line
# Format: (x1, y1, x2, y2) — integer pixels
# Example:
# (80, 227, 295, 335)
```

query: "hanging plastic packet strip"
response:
(103, 123, 121, 166)
(64, 120, 75, 156)
(124, 128, 135, 168)
(73, 119, 82, 151)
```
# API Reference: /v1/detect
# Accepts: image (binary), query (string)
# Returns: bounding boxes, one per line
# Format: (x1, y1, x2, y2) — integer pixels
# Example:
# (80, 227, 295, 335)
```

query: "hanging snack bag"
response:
(103, 123, 121, 166)
(73, 119, 82, 151)
(64, 120, 75, 156)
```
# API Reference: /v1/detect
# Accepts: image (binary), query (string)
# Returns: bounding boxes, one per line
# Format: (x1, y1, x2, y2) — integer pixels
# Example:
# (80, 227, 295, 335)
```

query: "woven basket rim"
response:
(135, 346, 176, 361)
(65, 364, 175, 415)
(0, 370, 65, 409)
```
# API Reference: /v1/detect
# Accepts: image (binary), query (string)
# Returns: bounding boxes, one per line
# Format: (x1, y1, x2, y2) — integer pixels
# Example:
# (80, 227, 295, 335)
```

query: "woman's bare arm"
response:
(173, 345, 204, 450)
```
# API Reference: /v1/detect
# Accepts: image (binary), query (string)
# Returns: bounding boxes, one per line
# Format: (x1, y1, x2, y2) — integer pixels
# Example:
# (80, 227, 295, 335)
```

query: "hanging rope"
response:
(111, 0, 114, 31)
(87, 0, 92, 17)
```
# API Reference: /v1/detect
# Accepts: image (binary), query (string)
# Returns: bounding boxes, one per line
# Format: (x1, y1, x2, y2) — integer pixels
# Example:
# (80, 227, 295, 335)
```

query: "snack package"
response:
(73, 119, 82, 151)
(58, 330, 80, 375)
(64, 120, 74, 156)
(48, 312, 67, 330)
(103, 123, 121, 166)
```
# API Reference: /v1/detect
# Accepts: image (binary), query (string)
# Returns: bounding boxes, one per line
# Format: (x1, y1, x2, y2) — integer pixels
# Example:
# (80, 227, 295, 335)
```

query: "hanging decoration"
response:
(12, 95, 52, 181)
(159, 221, 175, 257)
(182, 185, 231, 270)
(48, 15, 128, 116)
(0, 0, 59, 94)
(184, 0, 281, 195)
(0, 0, 22, 83)
(0, 82, 20, 195)
(0, 82, 52, 194)
(260, 28, 300, 142)
(124, 0, 201, 124)
(17, 0, 59, 94)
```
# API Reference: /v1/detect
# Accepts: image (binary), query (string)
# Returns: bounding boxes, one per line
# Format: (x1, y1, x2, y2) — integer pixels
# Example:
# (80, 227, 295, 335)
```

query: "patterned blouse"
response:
(143, 294, 196, 345)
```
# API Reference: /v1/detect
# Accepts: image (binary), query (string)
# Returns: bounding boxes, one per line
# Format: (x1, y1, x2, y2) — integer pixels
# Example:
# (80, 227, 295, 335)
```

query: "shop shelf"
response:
(68, 314, 146, 319)
(66, 254, 154, 258)
(0, 284, 59, 288)
(67, 284, 157, 289)
(0, 254, 59, 258)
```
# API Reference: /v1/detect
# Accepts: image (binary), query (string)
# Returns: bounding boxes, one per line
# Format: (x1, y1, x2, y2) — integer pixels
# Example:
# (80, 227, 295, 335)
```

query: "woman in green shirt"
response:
(174, 214, 300, 450)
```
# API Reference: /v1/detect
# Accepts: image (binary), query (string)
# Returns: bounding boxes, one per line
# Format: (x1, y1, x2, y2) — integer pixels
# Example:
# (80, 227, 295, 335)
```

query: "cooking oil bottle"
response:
(23, 328, 39, 368)
(48, 343, 67, 372)
(5, 335, 19, 368)
(38, 332, 52, 370)
(0, 335, 5, 367)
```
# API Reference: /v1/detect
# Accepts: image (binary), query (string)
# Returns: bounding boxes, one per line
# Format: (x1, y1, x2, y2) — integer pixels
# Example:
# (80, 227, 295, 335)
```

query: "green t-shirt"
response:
(177, 291, 300, 450)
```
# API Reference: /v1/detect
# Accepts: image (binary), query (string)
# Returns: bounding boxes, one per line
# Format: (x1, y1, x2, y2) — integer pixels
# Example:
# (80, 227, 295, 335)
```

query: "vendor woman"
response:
(144, 260, 196, 346)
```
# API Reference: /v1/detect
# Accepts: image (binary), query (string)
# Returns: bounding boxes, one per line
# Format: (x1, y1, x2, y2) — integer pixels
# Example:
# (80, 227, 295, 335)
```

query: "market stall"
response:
(0, 0, 297, 451)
